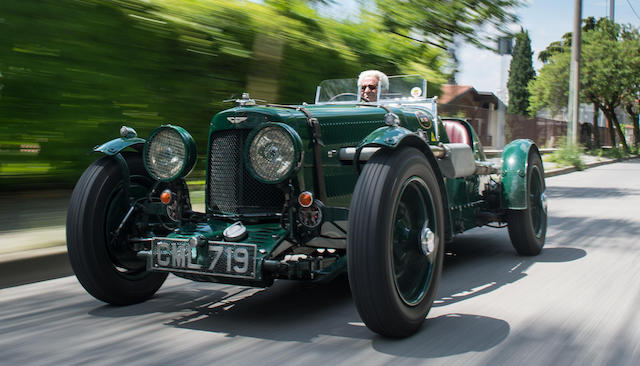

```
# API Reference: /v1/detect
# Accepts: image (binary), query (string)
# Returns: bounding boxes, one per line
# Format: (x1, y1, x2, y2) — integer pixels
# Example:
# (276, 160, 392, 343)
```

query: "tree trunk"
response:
(635, 118, 640, 149)
(606, 115, 616, 148)
(625, 104, 639, 149)
(600, 104, 620, 149)
(610, 111, 630, 152)
(592, 102, 600, 148)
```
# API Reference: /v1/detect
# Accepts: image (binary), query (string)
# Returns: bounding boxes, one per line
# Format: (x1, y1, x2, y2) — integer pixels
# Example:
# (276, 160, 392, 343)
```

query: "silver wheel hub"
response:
(420, 223, 435, 256)
(540, 191, 548, 214)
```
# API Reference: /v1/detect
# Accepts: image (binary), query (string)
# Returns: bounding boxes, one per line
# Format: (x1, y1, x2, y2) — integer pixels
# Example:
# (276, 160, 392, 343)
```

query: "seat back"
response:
(443, 120, 471, 146)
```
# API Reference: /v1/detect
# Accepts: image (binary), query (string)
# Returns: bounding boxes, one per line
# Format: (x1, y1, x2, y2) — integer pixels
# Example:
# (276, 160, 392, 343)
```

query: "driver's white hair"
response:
(358, 70, 389, 91)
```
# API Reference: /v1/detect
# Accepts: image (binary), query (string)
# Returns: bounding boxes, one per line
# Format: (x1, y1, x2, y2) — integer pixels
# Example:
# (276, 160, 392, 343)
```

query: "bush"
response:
(586, 147, 633, 159)
(546, 137, 586, 170)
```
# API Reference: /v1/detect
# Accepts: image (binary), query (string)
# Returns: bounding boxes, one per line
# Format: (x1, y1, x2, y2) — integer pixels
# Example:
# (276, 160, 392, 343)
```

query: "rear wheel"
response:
(66, 153, 168, 305)
(506, 152, 547, 256)
(348, 147, 444, 338)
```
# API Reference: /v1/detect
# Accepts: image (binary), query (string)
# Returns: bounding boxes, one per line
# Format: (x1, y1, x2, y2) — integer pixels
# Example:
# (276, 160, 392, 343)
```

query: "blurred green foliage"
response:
(376, 0, 522, 48)
(0, 0, 453, 190)
(545, 137, 586, 170)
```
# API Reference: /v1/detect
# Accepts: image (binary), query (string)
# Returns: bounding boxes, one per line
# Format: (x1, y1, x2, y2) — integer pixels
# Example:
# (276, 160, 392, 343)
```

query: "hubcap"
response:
(420, 224, 435, 256)
(540, 191, 548, 214)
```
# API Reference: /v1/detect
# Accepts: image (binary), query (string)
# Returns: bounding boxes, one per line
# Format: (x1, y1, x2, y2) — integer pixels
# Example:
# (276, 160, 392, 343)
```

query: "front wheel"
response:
(66, 153, 168, 305)
(348, 147, 445, 338)
(506, 152, 547, 256)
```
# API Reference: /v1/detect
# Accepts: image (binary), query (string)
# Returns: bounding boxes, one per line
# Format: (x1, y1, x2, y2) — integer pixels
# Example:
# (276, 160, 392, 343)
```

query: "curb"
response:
(0, 246, 72, 289)
(545, 155, 639, 177)
(1, 155, 638, 288)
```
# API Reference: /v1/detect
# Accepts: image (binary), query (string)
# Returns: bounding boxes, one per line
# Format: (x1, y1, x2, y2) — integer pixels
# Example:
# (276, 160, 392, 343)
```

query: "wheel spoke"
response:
(104, 182, 152, 278)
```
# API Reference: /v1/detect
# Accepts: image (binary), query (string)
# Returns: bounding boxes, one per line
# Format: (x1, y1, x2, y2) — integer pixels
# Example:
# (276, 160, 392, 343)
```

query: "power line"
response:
(625, 0, 640, 22)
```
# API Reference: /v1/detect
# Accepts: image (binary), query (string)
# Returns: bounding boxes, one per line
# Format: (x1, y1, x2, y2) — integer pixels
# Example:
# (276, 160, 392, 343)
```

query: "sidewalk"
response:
(0, 154, 637, 271)
(0, 193, 205, 288)
(541, 154, 627, 177)
(486, 152, 630, 177)
(0, 191, 205, 255)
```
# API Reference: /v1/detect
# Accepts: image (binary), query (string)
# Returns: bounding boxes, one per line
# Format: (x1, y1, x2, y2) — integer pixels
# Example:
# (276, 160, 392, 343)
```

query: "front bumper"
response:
(137, 220, 345, 286)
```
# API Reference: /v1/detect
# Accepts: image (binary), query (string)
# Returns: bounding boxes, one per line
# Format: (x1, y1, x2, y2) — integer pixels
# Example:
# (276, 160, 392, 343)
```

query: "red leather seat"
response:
(443, 120, 471, 146)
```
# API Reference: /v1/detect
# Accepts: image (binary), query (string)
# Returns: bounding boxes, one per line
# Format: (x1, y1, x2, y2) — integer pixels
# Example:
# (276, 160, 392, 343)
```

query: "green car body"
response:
(68, 76, 547, 337)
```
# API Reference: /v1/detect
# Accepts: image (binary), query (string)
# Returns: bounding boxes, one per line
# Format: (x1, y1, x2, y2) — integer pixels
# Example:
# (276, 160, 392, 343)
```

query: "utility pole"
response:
(496, 36, 512, 149)
(567, 0, 582, 145)
(610, 0, 615, 21)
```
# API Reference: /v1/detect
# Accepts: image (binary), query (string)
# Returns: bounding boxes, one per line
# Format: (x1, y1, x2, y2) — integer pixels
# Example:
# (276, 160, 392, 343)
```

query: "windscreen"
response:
(315, 78, 359, 103)
(315, 75, 427, 104)
(380, 75, 427, 102)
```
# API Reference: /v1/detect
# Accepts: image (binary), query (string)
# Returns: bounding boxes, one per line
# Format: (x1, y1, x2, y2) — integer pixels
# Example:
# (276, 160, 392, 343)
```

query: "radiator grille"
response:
(208, 129, 285, 215)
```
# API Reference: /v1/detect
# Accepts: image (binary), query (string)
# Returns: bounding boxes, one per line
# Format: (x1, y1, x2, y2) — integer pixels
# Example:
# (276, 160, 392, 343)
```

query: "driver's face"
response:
(360, 76, 379, 102)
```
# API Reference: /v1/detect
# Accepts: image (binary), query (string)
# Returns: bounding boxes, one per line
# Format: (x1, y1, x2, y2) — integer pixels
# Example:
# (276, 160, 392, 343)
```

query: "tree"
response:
(581, 19, 632, 151)
(529, 18, 638, 151)
(536, 17, 602, 148)
(620, 26, 640, 149)
(507, 29, 535, 115)
(528, 51, 570, 117)
(538, 32, 571, 63)
(623, 94, 640, 149)
(375, 0, 523, 49)
(537, 16, 596, 63)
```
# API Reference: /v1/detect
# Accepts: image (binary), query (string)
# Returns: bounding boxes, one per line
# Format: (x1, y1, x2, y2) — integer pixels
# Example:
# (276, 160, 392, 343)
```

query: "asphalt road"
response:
(1, 160, 639, 365)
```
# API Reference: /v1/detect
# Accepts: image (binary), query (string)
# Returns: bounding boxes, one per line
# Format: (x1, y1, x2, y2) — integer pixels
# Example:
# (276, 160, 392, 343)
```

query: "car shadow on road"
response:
(89, 277, 511, 357)
(368, 227, 583, 358)
(371, 313, 510, 357)
(90, 273, 375, 341)
(86, 226, 585, 355)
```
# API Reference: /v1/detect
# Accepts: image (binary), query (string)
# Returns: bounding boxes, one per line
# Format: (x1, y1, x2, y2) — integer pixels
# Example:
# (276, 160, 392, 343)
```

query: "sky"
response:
(321, 0, 640, 99)
(456, 0, 640, 98)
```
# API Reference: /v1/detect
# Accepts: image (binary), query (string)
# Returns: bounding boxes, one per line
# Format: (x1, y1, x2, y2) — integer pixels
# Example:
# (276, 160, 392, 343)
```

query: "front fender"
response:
(356, 125, 413, 150)
(355, 126, 434, 168)
(501, 139, 540, 209)
(94, 137, 145, 155)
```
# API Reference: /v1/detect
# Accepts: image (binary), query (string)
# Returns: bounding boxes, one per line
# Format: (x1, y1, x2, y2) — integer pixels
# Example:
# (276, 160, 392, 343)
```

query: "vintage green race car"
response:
(67, 75, 547, 338)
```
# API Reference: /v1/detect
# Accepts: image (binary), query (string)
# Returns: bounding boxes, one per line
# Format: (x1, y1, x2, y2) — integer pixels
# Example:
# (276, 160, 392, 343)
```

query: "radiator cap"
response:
(223, 221, 247, 242)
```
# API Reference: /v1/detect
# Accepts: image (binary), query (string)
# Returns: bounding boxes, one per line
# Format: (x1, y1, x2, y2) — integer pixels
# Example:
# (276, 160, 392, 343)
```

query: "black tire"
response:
(506, 151, 547, 256)
(66, 153, 168, 305)
(348, 147, 445, 338)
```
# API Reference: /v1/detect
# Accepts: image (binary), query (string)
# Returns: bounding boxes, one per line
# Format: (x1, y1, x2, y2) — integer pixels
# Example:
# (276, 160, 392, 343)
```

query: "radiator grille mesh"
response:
(208, 130, 285, 215)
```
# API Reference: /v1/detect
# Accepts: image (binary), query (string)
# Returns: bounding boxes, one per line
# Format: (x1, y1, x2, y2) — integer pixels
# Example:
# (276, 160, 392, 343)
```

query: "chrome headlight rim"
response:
(143, 125, 197, 182)
(244, 123, 303, 184)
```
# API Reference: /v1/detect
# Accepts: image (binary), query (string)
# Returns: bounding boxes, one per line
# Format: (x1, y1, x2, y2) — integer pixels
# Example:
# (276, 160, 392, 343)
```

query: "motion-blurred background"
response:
(1, 0, 480, 191)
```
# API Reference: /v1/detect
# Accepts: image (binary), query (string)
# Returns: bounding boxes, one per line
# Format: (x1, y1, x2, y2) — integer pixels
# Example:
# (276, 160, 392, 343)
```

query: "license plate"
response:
(151, 238, 257, 279)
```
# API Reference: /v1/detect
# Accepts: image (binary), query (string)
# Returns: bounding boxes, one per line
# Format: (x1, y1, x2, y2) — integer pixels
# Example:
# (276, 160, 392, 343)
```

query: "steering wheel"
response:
(328, 93, 359, 102)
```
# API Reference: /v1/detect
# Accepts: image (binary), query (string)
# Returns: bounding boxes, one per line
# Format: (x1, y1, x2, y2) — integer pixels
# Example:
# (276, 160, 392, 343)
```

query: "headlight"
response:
(143, 125, 197, 181)
(246, 123, 302, 183)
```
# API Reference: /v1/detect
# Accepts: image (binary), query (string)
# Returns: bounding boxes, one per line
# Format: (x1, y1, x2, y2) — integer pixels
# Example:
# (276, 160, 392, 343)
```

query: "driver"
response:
(358, 70, 389, 102)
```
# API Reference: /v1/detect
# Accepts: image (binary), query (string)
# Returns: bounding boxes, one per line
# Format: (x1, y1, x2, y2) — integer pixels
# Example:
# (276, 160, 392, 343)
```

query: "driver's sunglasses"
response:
(361, 84, 377, 90)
